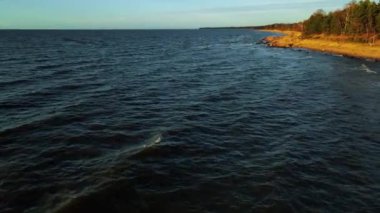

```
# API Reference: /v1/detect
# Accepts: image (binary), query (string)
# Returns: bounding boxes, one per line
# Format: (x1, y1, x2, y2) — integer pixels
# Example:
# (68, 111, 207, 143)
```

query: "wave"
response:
(0, 113, 86, 136)
(116, 133, 163, 158)
(0, 78, 32, 88)
(62, 37, 95, 45)
(34, 64, 66, 70)
(2, 29, 380, 213)
(145, 133, 162, 147)
(53, 179, 148, 213)
(361, 64, 377, 74)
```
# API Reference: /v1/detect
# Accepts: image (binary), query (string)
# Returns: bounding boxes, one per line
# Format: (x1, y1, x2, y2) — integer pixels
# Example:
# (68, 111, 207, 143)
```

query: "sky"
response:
(0, 0, 352, 29)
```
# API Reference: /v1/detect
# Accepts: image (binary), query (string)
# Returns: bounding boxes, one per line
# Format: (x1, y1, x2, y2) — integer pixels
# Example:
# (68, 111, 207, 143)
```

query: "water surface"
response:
(1, 30, 380, 212)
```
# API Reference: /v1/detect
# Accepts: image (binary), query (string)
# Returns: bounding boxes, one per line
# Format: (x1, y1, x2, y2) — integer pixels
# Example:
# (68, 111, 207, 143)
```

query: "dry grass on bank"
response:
(262, 30, 380, 60)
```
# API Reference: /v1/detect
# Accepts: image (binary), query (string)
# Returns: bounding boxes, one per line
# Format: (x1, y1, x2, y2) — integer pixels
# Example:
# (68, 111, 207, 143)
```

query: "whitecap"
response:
(109, 133, 163, 160)
(361, 64, 377, 74)
(143, 133, 162, 148)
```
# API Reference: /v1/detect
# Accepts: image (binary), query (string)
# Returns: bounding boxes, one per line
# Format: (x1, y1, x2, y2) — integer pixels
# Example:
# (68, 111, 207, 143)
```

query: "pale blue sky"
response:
(0, 0, 351, 29)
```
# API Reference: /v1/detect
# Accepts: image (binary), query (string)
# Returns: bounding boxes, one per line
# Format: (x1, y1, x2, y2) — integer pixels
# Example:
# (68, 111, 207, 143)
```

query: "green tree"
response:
(304, 9, 326, 35)
(263, 0, 380, 43)
(322, 12, 333, 34)
(376, 12, 380, 32)
(330, 11, 344, 34)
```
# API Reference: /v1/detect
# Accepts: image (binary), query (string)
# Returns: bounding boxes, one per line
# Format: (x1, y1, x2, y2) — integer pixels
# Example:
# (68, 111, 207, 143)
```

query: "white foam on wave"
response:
(361, 64, 377, 74)
(143, 133, 162, 148)
(110, 133, 163, 160)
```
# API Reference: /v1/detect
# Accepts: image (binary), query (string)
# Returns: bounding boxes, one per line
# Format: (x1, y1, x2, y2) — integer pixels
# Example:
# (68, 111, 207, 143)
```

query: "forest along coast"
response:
(259, 0, 380, 60)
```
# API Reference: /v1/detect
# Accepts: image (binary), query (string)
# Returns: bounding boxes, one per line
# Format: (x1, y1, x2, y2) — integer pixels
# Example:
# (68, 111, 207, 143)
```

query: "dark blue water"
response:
(1, 30, 380, 213)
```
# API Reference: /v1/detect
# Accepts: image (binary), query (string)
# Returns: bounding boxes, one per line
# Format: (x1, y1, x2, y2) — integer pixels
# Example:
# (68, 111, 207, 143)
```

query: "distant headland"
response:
(203, 0, 380, 61)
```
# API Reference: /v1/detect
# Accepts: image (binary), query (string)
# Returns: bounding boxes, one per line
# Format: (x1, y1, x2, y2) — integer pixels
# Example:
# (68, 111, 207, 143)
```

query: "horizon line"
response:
(0, 25, 271, 31)
(0, 27, 262, 31)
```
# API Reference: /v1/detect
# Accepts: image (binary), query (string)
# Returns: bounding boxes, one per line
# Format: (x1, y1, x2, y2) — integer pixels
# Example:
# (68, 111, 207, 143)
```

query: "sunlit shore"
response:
(262, 30, 380, 61)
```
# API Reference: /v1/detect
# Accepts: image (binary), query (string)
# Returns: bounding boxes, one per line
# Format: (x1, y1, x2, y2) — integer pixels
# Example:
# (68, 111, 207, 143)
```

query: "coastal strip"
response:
(262, 30, 380, 61)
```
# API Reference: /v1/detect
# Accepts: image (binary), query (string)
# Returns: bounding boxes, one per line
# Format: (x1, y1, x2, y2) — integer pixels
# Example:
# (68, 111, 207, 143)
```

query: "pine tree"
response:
(304, 9, 326, 35)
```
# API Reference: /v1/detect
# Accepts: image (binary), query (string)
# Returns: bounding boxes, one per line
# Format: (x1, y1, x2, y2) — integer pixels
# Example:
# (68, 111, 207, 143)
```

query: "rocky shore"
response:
(262, 30, 380, 61)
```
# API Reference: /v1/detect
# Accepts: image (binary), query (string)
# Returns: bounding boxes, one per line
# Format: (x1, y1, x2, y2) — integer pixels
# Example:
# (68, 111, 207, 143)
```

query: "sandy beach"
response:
(262, 30, 380, 61)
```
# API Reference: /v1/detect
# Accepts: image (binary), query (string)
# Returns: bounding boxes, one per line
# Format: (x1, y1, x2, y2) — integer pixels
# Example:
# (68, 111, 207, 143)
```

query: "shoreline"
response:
(261, 30, 380, 61)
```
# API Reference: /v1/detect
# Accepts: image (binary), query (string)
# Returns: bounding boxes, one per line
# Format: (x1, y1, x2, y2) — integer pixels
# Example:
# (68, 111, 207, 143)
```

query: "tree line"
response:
(255, 23, 303, 32)
(259, 0, 380, 43)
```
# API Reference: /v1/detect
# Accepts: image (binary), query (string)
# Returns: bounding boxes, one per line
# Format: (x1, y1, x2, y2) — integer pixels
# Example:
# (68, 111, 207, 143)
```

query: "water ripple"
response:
(0, 30, 380, 213)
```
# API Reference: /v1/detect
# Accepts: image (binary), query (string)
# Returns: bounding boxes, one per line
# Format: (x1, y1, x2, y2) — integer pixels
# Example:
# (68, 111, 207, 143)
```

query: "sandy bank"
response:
(261, 30, 380, 61)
